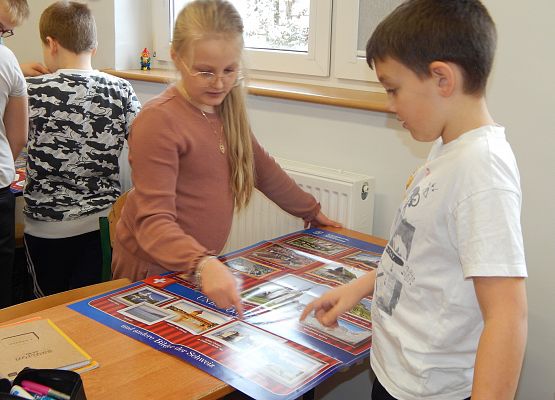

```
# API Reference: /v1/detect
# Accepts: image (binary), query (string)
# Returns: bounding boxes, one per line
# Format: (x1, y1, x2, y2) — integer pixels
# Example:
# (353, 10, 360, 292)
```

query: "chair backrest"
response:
(108, 189, 130, 248)
(99, 189, 131, 281)
(0, 278, 131, 323)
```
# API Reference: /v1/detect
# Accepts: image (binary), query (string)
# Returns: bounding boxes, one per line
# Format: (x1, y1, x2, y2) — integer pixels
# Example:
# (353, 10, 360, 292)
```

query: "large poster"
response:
(70, 229, 384, 400)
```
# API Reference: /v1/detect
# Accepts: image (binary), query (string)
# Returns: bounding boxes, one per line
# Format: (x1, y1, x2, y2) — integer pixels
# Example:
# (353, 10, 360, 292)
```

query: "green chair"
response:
(99, 190, 130, 282)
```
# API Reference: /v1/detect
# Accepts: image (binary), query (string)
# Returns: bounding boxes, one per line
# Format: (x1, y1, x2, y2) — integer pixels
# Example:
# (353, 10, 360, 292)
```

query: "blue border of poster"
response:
(69, 229, 385, 400)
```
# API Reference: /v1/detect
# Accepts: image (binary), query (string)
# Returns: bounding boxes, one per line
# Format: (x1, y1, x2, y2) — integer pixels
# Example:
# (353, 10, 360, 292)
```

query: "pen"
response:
(20, 380, 71, 400)
(8, 385, 54, 399)
(10, 385, 35, 399)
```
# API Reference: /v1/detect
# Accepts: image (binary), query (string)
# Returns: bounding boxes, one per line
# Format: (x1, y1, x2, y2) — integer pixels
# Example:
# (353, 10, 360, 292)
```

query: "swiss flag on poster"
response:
(143, 275, 176, 289)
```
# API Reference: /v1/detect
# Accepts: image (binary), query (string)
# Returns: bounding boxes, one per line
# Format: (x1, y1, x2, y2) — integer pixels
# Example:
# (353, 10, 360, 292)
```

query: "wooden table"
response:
(6, 283, 235, 400)
(324, 226, 387, 247)
(4, 228, 386, 400)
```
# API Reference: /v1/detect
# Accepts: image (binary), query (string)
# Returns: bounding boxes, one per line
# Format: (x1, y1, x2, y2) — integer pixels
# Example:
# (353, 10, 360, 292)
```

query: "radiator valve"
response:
(361, 182, 369, 200)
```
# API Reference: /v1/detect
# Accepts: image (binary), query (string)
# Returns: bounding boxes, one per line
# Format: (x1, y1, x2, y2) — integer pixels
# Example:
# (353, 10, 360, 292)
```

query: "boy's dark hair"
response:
(39, 1, 97, 54)
(1, 0, 30, 26)
(366, 0, 496, 95)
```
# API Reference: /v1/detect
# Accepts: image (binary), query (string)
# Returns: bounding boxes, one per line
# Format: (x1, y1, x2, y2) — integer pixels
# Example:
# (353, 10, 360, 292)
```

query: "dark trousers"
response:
(25, 230, 103, 297)
(0, 186, 15, 308)
(372, 377, 471, 400)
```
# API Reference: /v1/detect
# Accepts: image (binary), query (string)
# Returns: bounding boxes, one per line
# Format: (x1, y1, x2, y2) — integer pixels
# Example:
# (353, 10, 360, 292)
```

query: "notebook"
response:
(0, 318, 93, 380)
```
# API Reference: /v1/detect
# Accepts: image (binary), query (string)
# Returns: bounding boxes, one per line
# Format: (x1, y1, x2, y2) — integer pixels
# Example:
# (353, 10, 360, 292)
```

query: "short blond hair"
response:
(0, 0, 30, 26)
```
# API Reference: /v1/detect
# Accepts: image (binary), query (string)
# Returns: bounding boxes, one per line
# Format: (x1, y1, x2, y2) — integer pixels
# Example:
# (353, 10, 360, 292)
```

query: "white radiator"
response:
(222, 158, 375, 253)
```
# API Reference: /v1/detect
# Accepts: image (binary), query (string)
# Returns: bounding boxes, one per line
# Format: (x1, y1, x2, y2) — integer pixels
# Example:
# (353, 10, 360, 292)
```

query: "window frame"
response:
(242, 0, 332, 77)
(152, 0, 333, 77)
(333, 0, 379, 82)
(151, 0, 173, 63)
(152, 0, 388, 89)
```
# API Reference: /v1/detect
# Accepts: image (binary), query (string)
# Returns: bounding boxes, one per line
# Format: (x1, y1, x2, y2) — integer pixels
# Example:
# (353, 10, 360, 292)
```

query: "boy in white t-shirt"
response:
(301, 1, 527, 399)
(0, 0, 28, 308)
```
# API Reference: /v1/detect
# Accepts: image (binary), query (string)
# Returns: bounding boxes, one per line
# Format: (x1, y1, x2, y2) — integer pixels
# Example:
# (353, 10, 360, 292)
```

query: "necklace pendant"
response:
(199, 109, 226, 154)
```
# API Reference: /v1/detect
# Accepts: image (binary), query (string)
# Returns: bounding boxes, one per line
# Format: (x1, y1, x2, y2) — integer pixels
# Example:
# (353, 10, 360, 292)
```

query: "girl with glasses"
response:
(112, 0, 340, 315)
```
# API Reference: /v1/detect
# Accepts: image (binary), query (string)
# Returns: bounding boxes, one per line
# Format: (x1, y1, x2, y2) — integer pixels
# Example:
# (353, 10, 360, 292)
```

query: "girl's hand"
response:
(199, 259, 244, 318)
(305, 211, 343, 228)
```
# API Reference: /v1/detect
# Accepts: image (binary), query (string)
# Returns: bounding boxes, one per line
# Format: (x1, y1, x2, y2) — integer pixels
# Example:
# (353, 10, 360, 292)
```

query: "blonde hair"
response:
(1, 0, 29, 26)
(172, 0, 254, 210)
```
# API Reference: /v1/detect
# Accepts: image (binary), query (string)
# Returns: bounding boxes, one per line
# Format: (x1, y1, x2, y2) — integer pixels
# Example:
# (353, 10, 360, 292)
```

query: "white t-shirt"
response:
(371, 125, 527, 400)
(0, 45, 26, 188)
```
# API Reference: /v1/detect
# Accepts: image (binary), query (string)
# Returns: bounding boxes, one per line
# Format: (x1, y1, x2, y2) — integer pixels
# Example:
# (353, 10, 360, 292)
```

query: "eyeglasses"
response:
(180, 60, 244, 87)
(0, 26, 14, 38)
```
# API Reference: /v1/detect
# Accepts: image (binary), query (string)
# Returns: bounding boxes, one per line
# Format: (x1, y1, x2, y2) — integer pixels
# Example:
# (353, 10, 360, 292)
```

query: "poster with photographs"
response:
(340, 251, 382, 269)
(70, 228, 385, 400)
(117, 302, 174, 325)
(249, 243, 317, 269)
(308, 262, 368, 285)
(285, 235, 350, 256)
(163, 300, 232, 335)
(225, 257, 279, 278)
(300, 313, 372, 347)
(114, 286, 175, 306)
(206, 321, 285, 351)
(241, 274, 329, 318)
(348, 297, 373, 322)
(247, 343, 327, 388)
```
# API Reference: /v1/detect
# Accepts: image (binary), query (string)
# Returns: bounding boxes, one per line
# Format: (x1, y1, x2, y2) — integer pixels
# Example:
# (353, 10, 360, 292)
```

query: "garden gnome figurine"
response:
(140, 48, 151, 71)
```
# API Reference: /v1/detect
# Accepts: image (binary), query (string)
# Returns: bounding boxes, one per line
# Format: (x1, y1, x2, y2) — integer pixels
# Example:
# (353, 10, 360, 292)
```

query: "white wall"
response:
(5, 0, 116, 68)
(113, 0, 152, 70)
(5, 0, 555, 399)
(4, 0, 43, 65)
(247, 96, 431, 237)
(4, 0, 151, 70)
(483, 1, 555, 399)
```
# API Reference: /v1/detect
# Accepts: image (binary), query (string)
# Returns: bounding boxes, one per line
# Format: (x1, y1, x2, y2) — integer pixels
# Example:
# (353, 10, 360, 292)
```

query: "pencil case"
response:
(0, 368, 87, 400)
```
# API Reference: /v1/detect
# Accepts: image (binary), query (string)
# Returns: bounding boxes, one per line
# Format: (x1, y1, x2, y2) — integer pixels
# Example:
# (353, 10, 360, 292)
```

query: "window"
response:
(334, 0, 405, 82)
(155, 0, 332, 76)
(153, 0, 401, 89)
(228, 0, 332, 76)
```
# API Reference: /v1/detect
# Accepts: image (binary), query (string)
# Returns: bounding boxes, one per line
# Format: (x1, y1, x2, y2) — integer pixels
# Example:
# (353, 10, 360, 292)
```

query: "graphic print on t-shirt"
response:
(374, 178, 440, 317)
(376, 218, 415, 316)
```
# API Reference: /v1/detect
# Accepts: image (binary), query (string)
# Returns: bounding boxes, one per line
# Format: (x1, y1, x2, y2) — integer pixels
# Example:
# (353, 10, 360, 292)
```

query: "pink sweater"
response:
(112, 86, 319, 281)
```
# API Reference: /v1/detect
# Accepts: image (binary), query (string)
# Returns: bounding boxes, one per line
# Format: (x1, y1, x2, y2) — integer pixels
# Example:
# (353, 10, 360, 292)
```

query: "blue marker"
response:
(10, 386, 56, 400)
(10, 385, 35, 399)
